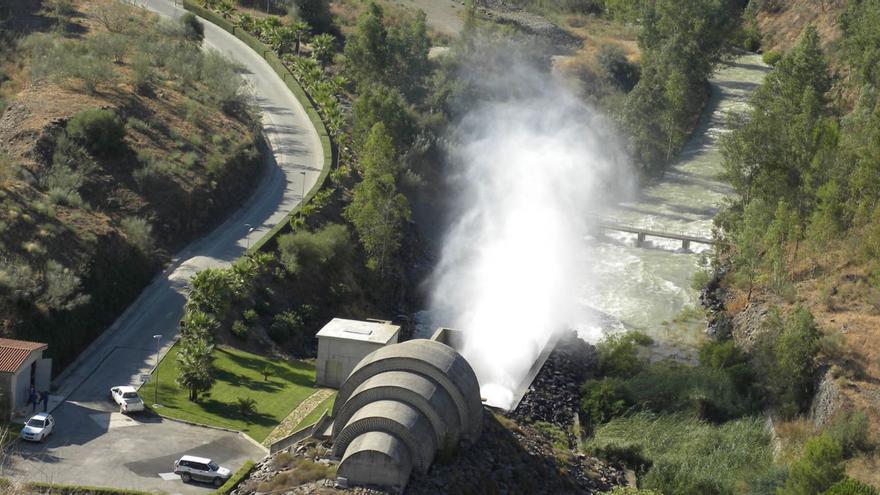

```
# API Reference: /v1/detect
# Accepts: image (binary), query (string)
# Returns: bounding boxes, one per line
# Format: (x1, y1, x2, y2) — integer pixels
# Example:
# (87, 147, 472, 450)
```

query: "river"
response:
(576, 53, 770, 358)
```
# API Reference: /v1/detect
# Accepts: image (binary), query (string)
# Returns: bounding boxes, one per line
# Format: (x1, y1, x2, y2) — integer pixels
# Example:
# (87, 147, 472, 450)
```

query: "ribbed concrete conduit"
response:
(333, 340, 483, 441)
(338, 431, 413, 489)
(331, 370, 462, 449)
(332, 400, 437, 473)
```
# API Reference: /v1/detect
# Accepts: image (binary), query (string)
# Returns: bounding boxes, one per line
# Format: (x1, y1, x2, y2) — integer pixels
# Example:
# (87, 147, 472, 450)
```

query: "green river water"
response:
(577, 53, 771, 358)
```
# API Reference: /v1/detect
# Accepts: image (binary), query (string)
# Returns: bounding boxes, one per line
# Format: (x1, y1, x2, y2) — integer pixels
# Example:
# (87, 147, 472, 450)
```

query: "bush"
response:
(120, 216, 154, 254)
(242, 308, 258, 324)
(596, 43, 639, 91)
(269, 309, 306, 345)
(181, 13, 204, 44)
(66, 108, 126, 156)
(42, 260, 88, 310)
(130, 52, 154, 93)
(231, 320, 249, 340)
(597, 331, 652, 378)
(763, 50, 783, 66)
(823, 478, 879, 495)
(216, 460, 255, 494)
(826, 411, 871, 458)
(780, 434, 844, 495)
(580, 378, 629, 430)
(277, 223, 353, 289)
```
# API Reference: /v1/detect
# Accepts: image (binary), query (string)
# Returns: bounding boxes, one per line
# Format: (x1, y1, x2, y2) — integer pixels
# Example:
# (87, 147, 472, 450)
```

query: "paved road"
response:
(0, 1, 323, 492)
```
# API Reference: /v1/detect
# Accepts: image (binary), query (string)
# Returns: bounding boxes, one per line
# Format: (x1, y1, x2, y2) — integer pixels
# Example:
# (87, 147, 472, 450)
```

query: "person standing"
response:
(41, 391, 49, 412)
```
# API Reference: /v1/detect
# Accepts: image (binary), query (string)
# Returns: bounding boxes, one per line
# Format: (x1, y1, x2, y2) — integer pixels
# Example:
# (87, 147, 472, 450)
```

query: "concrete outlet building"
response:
(315, 319, 400, 388)
(330, 339, 483, 492)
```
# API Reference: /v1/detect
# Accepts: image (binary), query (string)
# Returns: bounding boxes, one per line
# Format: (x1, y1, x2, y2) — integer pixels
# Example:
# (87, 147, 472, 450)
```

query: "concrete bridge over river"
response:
(597, 222, 718, 250)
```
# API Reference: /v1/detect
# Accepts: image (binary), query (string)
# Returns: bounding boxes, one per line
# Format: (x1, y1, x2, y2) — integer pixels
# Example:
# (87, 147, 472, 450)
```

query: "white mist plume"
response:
(429, 58, 632, 409)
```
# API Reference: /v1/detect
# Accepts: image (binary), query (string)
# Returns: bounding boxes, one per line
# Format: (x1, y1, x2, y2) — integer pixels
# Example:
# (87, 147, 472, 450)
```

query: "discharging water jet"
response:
(428, 59, 632, 410)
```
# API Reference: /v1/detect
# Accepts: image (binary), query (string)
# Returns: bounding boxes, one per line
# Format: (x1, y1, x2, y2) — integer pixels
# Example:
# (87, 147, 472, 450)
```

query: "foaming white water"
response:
(429, 66, 632, 409)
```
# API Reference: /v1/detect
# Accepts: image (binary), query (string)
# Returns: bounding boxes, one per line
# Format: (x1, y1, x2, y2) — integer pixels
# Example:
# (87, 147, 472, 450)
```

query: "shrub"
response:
(231, 320, 248, 340)
(779, 433, 844, 495)
(180, 13, 204, 44)
(120, 216, 154, 254)
(597, 331, 652, 378)
(242, 308, 258, 324)
(691, 267, 712, 291)
(130, 52, 154, 93)
(277, 223, 353, 289)
(823, 478, 879, 495)
(826, 410, 870, 458)
(763, 50, 783, 66)
(580, 378, 629, 430)
(269, 310, 304, 344)
(66, 108, 125, 156)
(91, 0, 136, 33)
(770, 306, 822, 417)
(42, 260, 88, 310)
(596, 43, 639, 91)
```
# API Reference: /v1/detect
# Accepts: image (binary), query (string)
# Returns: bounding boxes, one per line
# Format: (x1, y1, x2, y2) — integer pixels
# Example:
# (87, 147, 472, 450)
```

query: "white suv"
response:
(173, 455, 231, 486)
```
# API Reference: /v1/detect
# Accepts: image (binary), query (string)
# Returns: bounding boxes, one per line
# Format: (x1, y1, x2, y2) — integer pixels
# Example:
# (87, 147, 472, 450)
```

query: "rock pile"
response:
(408, 412, 625, 494)
(510, 330, 597, 428)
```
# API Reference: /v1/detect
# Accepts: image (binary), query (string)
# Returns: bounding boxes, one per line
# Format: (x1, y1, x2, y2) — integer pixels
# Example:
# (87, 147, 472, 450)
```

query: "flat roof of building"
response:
(316, 318, 400, 344)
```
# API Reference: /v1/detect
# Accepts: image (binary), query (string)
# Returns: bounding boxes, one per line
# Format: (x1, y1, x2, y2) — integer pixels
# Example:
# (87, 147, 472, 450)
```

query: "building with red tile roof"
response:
(0, 338, 51, 418)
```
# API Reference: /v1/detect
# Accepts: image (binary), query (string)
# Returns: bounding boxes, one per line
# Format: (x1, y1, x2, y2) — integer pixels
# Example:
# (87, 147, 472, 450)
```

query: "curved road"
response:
(1, 1, 323, 492)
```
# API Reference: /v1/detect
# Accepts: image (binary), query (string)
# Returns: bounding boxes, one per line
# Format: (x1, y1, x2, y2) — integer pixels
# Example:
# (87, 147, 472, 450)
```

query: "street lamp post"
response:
(245, 224, 254, 252)
(153, 334, 162, 406)
(299, 171, 307, 223)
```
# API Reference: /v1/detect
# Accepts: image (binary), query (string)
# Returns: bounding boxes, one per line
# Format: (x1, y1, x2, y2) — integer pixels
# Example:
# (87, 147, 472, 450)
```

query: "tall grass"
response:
(588, 412, 773, 494)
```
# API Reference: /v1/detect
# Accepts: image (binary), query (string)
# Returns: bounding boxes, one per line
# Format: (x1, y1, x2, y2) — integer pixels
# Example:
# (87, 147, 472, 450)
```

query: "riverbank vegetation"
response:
(0, 0, 261, 370)
(693, 0, 880, 489)
(582, 330, 875, 494)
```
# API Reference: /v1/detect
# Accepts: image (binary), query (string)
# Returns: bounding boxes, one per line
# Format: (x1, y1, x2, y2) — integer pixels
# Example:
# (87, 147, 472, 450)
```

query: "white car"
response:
(174, 455, 232, 486)
(20, 413, 54, 442)
(110, 386, 145, 414)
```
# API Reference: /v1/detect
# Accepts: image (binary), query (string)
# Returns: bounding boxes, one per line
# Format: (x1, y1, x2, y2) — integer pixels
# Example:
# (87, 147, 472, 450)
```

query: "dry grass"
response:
(755, 0, 846, 54)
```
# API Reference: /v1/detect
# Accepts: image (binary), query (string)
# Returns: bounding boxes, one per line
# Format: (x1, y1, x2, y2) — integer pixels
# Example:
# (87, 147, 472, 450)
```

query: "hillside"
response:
(709, 0, 880, 487)
(0, 0, 263, 370)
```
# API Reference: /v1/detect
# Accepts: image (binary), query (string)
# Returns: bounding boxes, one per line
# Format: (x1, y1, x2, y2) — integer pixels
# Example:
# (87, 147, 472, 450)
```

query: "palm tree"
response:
(238, 13, 255, 32)
(291, 21, 310, 56)
(176, 335, 215, 402)
(310, 33, 335, 66)
(216, 0, 234, 19)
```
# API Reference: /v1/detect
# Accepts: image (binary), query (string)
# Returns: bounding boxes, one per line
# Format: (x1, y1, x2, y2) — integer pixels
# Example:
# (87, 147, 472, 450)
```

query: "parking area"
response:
(2, 399, 263, 493)
(1, 345, 265, 494)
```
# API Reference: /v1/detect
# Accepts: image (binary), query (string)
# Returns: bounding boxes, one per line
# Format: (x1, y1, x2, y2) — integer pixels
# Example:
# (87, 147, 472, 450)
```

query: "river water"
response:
(576, 53, 770, 358)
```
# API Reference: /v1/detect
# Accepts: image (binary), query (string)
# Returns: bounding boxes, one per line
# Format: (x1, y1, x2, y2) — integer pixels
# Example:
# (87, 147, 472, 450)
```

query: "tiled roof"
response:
(0, 338, 47, 373)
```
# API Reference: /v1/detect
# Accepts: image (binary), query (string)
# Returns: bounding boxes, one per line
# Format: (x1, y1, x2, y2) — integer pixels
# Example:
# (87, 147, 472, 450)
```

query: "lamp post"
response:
(299, 171, 307, 223)
(245, 224, 254, 252)
(153, 334, 162, 407)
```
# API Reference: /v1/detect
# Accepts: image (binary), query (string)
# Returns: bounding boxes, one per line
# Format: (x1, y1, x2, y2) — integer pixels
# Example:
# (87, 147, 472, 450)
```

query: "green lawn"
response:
(294, 393, 336, 431)
(145, 344, 318, 442)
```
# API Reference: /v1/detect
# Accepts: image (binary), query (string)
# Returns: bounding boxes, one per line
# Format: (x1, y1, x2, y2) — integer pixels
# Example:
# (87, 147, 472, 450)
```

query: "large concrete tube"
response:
(333, 339, 483, 442)
(331, 370, 462, 450)
(338, 431, 413, 491)
(333, 400, 437, 474)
